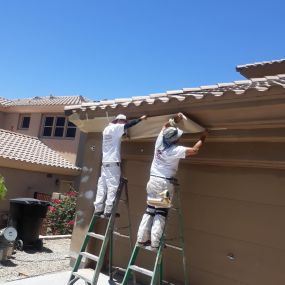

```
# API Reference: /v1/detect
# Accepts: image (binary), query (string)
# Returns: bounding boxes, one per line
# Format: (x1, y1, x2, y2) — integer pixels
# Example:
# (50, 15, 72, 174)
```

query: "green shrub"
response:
(46, 190, 78, 235)
(0, 175, 7, 200)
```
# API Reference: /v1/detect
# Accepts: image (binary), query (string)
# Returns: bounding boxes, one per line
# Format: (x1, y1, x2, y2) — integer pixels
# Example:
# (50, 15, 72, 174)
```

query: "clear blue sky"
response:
(0, 0, 284, 101)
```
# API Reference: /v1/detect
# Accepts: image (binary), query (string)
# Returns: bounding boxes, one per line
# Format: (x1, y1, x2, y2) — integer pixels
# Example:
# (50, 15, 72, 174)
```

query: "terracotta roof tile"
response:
(0, 129, 80, 171)
(236, 59, 285, 71)
(0, 97, 13, 107)
(65, 74, 285, 114)
(2, 95, 88, 107)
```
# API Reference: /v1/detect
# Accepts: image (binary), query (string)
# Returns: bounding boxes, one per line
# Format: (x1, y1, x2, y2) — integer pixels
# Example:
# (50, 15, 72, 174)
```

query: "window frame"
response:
(41, 114, 77, 139)
(18, 114, 31, 130)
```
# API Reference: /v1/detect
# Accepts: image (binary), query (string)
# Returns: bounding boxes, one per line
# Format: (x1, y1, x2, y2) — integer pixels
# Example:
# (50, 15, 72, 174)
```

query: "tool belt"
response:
(150, 175, 178, 185)
(147, 190, 172, 208)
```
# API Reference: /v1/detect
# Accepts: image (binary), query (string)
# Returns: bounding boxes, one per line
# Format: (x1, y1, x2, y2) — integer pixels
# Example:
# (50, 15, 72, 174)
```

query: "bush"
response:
(0, 175, 7, 200)
(46, 190, 78, 235)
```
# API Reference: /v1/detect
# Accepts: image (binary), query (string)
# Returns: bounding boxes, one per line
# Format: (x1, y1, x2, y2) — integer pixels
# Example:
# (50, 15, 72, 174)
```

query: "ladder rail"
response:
(68, 177, 130, 285)
(121, 180, 189, 285)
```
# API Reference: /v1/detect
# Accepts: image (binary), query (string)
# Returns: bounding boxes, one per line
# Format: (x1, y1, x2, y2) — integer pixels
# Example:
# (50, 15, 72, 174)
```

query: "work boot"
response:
(104, 212, 120, 218)
(145, 245, 159, 252)
(138, 240, 151, 247)
(94, 211, 104, 216)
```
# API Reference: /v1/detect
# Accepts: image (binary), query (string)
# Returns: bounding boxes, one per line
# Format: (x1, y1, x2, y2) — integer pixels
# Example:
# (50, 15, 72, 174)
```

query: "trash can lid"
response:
(10, 198, 50, 206)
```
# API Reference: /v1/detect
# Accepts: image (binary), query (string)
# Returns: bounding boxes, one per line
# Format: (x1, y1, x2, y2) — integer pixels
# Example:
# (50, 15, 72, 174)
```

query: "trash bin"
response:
(9, 198, 50, 250)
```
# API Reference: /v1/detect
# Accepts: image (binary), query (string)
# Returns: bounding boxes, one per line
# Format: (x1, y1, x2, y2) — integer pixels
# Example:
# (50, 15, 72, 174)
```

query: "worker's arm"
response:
(185, 132, 208, 157)
(124, 115, 147, 130)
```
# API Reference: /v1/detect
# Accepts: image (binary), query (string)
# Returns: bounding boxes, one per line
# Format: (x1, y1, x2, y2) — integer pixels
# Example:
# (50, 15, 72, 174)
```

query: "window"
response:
(18, 114, 31, 129)
(42, 115, 77, 138)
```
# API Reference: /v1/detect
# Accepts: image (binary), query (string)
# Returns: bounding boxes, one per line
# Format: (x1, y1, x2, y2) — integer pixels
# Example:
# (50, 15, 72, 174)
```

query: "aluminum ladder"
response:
(121, 180, 189, 285)
(68, 177, 134, 285)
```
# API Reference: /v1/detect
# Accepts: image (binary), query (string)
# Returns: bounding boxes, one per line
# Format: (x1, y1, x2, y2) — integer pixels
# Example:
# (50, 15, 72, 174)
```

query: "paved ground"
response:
(0, 270, 116, 285)
(0, 238, 71, 283)
(0, 238, 138, 285)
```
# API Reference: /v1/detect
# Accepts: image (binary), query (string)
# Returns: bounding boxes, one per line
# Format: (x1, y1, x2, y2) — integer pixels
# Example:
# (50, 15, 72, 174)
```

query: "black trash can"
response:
(9, 198, 50, 250)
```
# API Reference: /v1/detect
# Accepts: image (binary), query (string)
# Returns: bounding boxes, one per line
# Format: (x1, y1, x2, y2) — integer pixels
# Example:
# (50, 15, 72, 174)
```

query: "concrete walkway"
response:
(1, 271, 121, 285)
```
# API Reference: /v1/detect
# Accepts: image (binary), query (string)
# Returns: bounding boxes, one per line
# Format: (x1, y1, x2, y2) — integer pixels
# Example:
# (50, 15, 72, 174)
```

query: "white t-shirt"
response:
(150, 130, 187, 178)
(102, 123, 125, 163)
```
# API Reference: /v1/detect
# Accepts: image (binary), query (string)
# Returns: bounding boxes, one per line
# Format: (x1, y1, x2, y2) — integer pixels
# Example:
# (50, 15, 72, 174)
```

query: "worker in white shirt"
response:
(137, 112, 207, 250)
(94, 114, 147, 217)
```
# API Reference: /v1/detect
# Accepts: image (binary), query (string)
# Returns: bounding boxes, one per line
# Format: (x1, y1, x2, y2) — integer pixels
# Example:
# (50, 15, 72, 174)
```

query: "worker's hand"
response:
(174, 112, 184, 123)
(140, 115, 147, 120)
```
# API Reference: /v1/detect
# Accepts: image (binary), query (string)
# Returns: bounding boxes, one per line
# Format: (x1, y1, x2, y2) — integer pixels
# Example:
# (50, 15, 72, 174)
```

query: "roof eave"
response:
(0, 157, 81, 176)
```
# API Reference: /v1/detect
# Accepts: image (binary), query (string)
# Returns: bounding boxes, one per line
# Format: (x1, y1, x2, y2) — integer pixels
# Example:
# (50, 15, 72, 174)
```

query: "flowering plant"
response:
(46, 190, 78, 235)
(0, 175, 7, 200)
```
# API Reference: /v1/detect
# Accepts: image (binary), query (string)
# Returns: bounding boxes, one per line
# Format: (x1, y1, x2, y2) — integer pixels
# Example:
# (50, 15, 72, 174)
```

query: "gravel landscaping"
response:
(0, 238, 72, 283)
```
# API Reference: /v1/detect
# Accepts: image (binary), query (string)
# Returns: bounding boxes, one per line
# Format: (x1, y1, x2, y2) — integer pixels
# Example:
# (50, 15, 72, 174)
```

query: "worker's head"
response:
(163, 127, 183, 146)
(112, 114, 127, 124)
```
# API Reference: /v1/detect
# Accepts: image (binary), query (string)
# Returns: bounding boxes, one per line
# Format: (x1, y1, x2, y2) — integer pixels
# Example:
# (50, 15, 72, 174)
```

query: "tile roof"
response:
(0, 129, 80, 172)
(65, 74, 285, 112)
(1, 95, 88, 107)
(0, 97, 13, 107)
(236, 59, 285, 71)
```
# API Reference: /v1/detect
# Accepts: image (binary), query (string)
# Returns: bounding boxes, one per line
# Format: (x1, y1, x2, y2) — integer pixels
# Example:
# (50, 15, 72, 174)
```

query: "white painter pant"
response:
(94, 164, 121, 214)
(137, 176, 174, 248)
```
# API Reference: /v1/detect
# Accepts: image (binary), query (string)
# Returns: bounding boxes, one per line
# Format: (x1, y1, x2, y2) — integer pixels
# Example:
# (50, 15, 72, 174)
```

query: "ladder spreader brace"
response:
(121, 181, 189, 285)
(68, 177, 135, 285)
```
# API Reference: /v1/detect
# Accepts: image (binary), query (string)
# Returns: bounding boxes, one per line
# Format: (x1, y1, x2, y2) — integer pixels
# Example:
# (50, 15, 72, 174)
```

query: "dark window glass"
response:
(45, 117, 54, 126)
(43, 127, 52, 136)
(66, 128, 76, 138)
(56, 117, 65, 127)
(68, 121, 76, 127)
(21, 117, 30, 129)
(54, 127, 64, 137)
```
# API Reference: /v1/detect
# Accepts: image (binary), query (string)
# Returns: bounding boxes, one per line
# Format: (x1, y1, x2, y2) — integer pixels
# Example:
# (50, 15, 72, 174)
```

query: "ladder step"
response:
(73, 268, 94, 283)
(129, 265, 153, 277)
(165, 243, 183, 251)
(80, 251, 99, 262)
(113, 231, 130, 239)
(87, 232, 105, 240)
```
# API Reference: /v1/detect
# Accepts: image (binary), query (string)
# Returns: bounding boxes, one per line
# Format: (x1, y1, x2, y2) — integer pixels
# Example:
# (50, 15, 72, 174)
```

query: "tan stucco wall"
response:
(0, 167, 76, 222)
(70, 134, 285, 285)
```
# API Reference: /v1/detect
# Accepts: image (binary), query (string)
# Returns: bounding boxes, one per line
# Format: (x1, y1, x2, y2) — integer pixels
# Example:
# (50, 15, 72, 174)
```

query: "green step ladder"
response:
(68, 177, 134, 285)
(121, 180, 189, 285)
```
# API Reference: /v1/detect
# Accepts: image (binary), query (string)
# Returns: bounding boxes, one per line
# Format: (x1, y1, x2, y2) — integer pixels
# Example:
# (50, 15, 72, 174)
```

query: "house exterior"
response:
(0, 95, 88, 227)
(65, 59, 285, 285)
(0, 95, 88, 164)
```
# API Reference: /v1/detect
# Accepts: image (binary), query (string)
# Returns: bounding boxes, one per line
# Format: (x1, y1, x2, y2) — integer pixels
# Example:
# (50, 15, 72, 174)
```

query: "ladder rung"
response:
(73, 268, 94, 283)
(113, 231, 130, 239)
(80, 251, 99, 262)
(165, 243, 183, 251)
(129, 265, 153, 277)
(87, 232, 105, 240)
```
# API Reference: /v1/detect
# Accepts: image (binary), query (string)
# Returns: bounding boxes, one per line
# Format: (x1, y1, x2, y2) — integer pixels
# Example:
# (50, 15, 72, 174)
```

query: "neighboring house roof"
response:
(65, 74, 285, 113)
(3, 95, 88, 107)
(0, 129, 80, 175)
(236, 59, 285, 79)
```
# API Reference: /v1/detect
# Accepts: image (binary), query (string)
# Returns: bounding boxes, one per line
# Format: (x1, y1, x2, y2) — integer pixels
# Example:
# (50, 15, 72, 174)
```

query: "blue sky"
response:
(0, 0, 284, 101)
